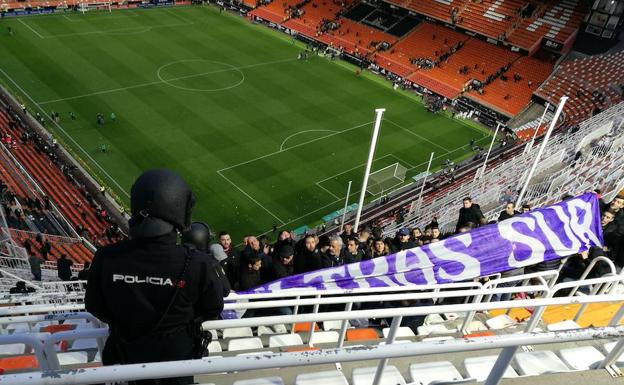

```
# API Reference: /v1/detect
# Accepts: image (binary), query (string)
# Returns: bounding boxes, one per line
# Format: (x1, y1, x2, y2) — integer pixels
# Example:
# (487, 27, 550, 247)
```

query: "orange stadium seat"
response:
(318, 19, 398, 56)
(375, 21, 469, 78)
(508, 1, 588, 51)
(534, 50, 624, 126)
(467, 55, 554, 117)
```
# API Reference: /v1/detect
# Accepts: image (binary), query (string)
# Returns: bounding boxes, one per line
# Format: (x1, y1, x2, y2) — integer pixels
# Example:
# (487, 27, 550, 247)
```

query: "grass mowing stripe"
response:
(0, 6, 491, 238)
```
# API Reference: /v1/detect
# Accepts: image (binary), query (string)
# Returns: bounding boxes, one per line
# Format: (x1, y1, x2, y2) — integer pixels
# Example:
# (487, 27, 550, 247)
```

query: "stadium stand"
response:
(1, 3, 623, 384)
(467, 55, 555, 116)
(508, 0, 589, 52)
(383, 102, 624, 236)
(374, 21, 469, 78)
(456, 0, 524, 40)
(0, 109, 110, 247)
(317, 18, 398, 56)
(408, 37, 522, 99)
(535, 50, 624, 127)
(385, 0, 460, 24)
(283, 0, 354, 37)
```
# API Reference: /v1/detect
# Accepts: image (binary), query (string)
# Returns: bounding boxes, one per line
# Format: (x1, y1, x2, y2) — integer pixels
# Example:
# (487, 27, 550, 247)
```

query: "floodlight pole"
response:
(525, 102, 550, 154)
(339, 181, 352, 233)
(353, 108, 385, 233)
(416, 151, 434, 212)
(516, 96, 568, 209)
(477, 122, 501, 180)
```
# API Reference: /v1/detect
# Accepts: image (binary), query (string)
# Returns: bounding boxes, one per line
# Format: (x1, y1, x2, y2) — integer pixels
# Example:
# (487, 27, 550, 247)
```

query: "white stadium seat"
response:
(513, 350, 570, 375)
(558, 346, 606, 370)
(223, 327, 254, 339)
(58, 351, 89, 366)
(485, 314, 516, 330)
(296, 370, 349, 385)
(232, 377, 284, 385)
(309, 331, 339, 344)
(382, 327, 416, 338)
(228, 338, 264, 352)
(547, 320, 581, 331)
(0, 343, 26, 355)
(409, 361, 466, 385)
(464, 355, 519, 381)
(268, 334, 303, 348)
(352, 365, 407, 385)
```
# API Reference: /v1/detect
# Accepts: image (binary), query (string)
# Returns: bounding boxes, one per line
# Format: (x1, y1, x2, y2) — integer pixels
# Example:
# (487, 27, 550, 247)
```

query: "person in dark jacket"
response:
(456, 197, 485, 230)
(238, 253, 263, 292)
(9, 281, 36, 294)
(85, 169, 225, 385)
(392, 228, 415, 252)
(322, 236, 345, 268)
(57, 254, 73, 281)
(77, 262, 90, 281)
(28, 254, 42, 281)
(269, 245, 295, 281)
(344, 238, 366, 264)
(294, 234, 322, 274)
(497, 202, 520, 222)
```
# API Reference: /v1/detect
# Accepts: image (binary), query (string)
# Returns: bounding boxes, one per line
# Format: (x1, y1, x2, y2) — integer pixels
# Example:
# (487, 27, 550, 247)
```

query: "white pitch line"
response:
(217, 170, 285, 225)
(315, 153, 395, 185)
(162, 8, 194, 24)
(18, 18, 44, 39)
(62, 15, 74, 22)
(316, 182, 340, 200)
(38, 57, 297, 105)
(43, 21, 193, 38)
(218, 121, 373, 173)
(0, 67, 131, 199)
(280, 129, 338, 151)
(385, 119, 449, 152)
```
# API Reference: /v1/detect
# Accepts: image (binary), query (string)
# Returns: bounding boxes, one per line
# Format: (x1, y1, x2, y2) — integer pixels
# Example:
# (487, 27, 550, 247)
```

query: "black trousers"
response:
(103, 327, 195, 385)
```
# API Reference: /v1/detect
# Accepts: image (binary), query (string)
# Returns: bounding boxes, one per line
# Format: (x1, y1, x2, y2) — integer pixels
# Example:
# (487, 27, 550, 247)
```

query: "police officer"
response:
(182, 221, 231, 294)
(85, 169, 225, 385)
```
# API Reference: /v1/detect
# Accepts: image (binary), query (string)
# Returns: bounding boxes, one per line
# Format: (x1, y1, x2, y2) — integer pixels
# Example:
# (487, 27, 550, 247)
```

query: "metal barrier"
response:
(0, 293, 622, 385)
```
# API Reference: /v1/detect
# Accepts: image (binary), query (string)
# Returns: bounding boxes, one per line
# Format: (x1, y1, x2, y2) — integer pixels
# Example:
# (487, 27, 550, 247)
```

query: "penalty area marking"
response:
(280, 129, 338, 151)
(17, 19, 44, 39)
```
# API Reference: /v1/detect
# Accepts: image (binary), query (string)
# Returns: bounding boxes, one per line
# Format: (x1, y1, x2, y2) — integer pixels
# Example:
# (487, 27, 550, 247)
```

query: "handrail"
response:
(202, 292, 624, 330)
(3, 326, 623, 385)
(568, 256, 617, 296)
(0, 311, 100, 326)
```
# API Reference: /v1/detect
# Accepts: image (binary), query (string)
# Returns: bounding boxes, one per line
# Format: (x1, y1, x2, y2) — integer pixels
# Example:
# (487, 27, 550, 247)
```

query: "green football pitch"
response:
(0, 5, 493, 239)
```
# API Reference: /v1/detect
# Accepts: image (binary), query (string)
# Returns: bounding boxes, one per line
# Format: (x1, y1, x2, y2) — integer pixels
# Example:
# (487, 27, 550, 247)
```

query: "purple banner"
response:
(250, 193, 603, 293)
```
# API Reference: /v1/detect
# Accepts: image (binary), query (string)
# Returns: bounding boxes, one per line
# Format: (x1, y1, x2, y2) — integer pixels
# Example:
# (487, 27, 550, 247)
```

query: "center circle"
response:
(156, 59, 245, 92)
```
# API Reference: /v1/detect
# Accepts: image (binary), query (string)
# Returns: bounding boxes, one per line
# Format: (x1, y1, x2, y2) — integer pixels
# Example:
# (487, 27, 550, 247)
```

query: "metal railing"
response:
(1, 293, 623, 385)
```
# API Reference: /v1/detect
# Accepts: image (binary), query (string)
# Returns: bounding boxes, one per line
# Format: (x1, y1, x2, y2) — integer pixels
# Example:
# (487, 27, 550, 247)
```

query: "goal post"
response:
(78, 1, 113, 14)
(366, 162, 408, 195)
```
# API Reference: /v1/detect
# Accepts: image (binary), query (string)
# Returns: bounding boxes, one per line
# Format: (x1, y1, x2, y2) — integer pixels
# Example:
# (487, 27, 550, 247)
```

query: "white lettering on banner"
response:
(347, 257, 396, 288)
(112, 274, 174, 286)
(428, 233, 480, 281)
(302, 267, 347, 290)
(532, 206, 580, 255)
(394, 248, 436, 285)
(499, 217, 546, 267)
(565, 199, 602, 247)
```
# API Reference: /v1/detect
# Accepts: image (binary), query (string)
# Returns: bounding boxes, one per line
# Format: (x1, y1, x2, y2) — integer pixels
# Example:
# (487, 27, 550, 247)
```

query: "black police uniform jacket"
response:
(85, 232, 225, 365)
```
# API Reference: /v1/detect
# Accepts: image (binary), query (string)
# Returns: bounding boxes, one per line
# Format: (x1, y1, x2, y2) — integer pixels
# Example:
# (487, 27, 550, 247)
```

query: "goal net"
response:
(78, 1, 112, 14)
(366, 162, 408, 195)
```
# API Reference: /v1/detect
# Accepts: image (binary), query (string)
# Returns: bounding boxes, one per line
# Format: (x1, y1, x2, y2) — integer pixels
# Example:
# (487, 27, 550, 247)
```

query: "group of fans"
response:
(207, 191, 624, 303)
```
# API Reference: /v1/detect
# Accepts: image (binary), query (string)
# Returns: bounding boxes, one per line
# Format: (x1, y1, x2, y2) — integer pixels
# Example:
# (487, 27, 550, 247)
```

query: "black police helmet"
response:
(129, 169, 195, 239)
(182, 222, 212, 252)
